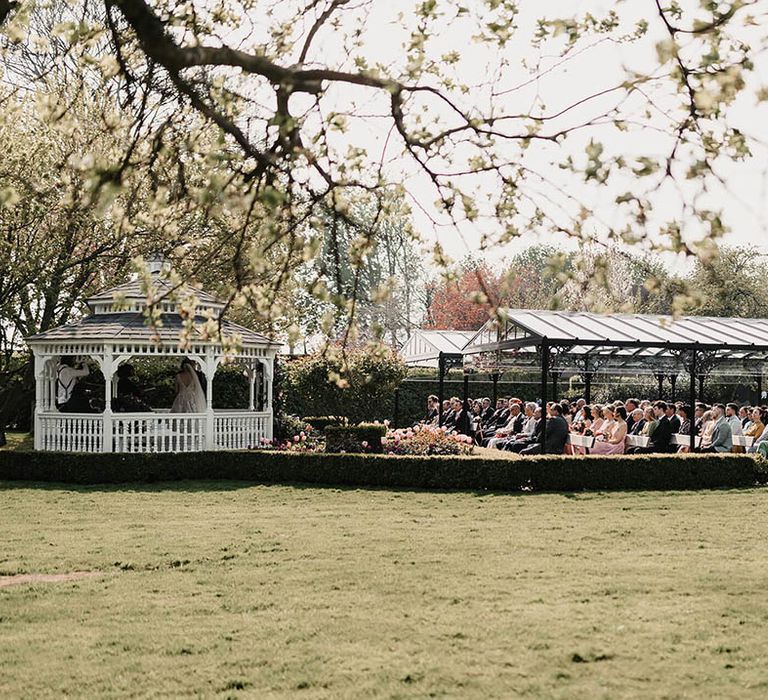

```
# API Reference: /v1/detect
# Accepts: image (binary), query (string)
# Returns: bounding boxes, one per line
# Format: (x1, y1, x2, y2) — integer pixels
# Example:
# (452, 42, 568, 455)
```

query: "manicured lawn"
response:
(1, 431, 32, 452)
(2, 482, 768, 698)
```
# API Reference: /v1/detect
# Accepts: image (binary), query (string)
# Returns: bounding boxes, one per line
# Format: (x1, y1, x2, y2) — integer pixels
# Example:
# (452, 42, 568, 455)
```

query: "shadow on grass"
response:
(1, 478, 763, 500)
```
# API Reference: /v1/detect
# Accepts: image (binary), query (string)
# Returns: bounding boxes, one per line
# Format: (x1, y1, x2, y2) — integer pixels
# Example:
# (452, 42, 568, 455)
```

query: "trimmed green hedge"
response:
(325, 424, 387, 454)
(0, 450, 765, 492)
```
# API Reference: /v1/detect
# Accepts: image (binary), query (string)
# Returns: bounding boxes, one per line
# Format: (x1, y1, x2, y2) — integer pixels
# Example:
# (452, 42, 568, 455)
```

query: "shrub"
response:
(283, 345, 407, 423)
(303, 416, 345, 432)
(273, 412, 312, 441)
(382, 424, 473, 456)
(1, 450, 766, 492)
(325, 423, 387, 454)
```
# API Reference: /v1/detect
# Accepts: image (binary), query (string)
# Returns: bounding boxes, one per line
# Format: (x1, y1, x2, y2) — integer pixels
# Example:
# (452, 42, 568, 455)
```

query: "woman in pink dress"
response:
(591, 405, 628, 455)
(590, 404, 604, 435)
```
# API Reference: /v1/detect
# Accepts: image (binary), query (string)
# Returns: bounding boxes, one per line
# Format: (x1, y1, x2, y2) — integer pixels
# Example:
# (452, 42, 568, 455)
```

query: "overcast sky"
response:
(228, 0, 768, 272)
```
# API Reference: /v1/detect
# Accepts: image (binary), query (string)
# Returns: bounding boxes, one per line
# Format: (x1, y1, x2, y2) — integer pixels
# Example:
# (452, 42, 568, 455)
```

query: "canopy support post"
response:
(491, 372, 499, 406)
(540, 340, 549, 452)
(669, 374, 677, 403)
(689, 349, 697, 452)
(583, 355, 592, 404)
(656, 372, 664, 401)
(437, 352, 445, 426)
(757, 372, 763, 406)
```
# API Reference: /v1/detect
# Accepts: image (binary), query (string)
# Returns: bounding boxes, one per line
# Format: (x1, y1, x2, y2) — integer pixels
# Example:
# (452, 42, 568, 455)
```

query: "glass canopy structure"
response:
(401, 309, 768, 451)
(462, 309, 768, 450)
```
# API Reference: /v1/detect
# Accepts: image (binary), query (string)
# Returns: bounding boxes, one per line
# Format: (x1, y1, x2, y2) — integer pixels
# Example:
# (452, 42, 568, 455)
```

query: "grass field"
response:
(2, 482, 768, 698)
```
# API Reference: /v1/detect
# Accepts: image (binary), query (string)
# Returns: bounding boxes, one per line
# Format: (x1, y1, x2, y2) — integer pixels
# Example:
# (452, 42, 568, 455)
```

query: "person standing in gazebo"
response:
(56, 357, 90, 413)
(171, 360, 206, 413)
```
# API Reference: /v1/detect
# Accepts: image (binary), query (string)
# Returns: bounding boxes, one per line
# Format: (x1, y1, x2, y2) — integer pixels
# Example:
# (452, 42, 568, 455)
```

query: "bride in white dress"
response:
(170, 360, 206, 413)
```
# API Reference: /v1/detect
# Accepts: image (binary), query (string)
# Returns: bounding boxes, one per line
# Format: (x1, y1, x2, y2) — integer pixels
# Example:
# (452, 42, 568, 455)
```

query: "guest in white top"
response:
(56, 356, 90, 413)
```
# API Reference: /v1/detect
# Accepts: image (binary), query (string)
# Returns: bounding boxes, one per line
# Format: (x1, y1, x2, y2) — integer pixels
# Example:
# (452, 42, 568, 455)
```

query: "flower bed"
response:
(382, 424, 474, 456)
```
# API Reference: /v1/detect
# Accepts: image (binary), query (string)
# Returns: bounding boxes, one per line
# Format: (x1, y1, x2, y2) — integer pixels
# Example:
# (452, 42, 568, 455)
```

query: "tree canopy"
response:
(1, 1, 767, 427)
(2, 0, 765, 337)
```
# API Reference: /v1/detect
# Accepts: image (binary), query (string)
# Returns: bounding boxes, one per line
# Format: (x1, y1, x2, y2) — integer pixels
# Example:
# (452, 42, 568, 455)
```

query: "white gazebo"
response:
(26, 261, 280, 453)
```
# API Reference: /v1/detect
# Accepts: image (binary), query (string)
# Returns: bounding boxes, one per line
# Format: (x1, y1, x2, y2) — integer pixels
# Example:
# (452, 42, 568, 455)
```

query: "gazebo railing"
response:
(35, 409, 272, 453)
(215, 410, 272, 450)
(38, 413, 103, 452)
(112, 413, 207, 453)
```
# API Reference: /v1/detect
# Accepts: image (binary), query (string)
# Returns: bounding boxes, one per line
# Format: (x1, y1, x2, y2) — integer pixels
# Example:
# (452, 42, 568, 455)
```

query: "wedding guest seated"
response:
(725, 403, 743, 437)
(627, 401, 670, 454)
(675, 405, 694, 452)
(478, 397, 494, 426)
(665, 403, 681, 436)
(625, 399, 640, 432)
(678, 405, 692, 433)
(744, 407, 765, 440)
(504, 407, 542, 453)
(424, 395, 439, 424)
(590, 404, 604, 435)
(591, 405, 627, 455)
(700, 404, 732, 453)
(520, 404, 569, 455)
(628, 408, 645, 435)
(748, 410, 768, 453)
(697, 410, 714, 450)
(450, 397, 472, 436)
(739, 405, 751, 430)
(477, 398, 510, 442)
(693, 404, 707, 435)
(441, 399, 456, 428)
(486, 402, 524, 448)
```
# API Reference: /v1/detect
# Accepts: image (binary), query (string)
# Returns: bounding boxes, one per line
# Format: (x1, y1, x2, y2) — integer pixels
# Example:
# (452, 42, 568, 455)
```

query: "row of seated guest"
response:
(421, 392, 768, 456)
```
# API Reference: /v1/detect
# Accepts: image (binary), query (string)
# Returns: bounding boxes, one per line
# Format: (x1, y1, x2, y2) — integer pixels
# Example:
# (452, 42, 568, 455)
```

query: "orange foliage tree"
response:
(425, 263, 504, 331)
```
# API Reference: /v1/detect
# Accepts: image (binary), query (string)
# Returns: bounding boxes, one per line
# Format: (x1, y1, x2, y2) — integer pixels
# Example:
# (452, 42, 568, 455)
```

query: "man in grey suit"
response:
(702, 404, 733, 453)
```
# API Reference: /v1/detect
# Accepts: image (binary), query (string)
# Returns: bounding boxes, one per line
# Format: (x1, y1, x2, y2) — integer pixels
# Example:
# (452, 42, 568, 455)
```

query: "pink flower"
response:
(362, 441, 369, 448)
(293, 435, 300, 442)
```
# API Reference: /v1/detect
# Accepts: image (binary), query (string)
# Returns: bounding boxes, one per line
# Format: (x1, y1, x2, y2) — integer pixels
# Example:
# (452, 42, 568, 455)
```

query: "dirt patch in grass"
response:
(0, 571, 103, 588)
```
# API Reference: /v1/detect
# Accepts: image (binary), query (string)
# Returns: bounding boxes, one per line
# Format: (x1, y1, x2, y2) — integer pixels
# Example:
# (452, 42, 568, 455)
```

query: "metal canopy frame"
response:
(463, 309, 768, 452)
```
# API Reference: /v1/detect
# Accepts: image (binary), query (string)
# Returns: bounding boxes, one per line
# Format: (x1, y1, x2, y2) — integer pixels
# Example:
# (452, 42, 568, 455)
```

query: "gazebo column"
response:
(247, 364, 257, 411)
(263, 356, 274, 439)
(33, 352, 46, 450)
(205, 348, 216, 450)
(101, 350, 114, 453)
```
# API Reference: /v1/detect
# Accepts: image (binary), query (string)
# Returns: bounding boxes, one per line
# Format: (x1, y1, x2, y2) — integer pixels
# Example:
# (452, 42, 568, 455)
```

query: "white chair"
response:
(625, 434, 650, 449)
(671, 433, 702, 448)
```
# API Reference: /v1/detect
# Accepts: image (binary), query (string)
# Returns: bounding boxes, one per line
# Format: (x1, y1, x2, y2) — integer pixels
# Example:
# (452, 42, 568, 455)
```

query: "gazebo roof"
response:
(87, 276, 224, 310)
(27, 262, 278, 349)
(26, 313, 274, 346)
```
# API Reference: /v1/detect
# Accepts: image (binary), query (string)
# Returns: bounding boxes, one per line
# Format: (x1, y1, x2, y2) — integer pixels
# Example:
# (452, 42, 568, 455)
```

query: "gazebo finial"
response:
(147, 252, 166, 275)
